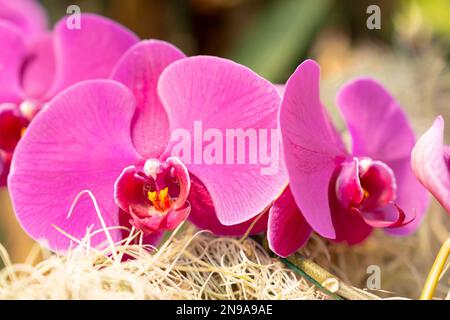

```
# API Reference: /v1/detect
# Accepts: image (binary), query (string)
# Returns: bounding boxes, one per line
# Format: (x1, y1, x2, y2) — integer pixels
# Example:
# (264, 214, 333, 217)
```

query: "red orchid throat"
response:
(0, 103, 29, 153)
(114, 157, 191, 234)
(334, 157, 413, 228)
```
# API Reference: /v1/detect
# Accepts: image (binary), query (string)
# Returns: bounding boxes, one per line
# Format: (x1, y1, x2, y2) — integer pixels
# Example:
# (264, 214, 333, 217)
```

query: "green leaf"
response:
(227, 0, 332, 82)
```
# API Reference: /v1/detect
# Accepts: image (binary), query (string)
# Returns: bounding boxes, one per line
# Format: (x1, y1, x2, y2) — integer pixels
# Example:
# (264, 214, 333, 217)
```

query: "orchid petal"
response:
(383, 155, 429, 235)
(8, 80, 140, 252)
(111, 40, 185, 158)
(279, 59, 347, 239)
(328, 194, 373, 244)
(357, 203, 411, 228)
(0, 22, 26, 102)
(47, 14, 138, 98)
(118, 211, 162, 247)
(359, 160, 397, 212)
(21, 32, 55, 99)
(166, 157, 191, 210)
(412, 117, 450, 214)
(335, 158, 364, 208)
(187, 174, 268, 236)
(337, 78, 415, 162)
(158, 56, 287, 225)
(268, 187, 312, 257)
(114, 166, 151, 217)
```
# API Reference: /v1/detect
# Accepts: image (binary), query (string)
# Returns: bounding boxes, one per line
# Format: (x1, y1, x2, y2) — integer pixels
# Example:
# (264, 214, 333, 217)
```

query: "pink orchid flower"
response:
(412, 116, 450, 215)
(268, 60, 429, 257)
(8, 41, 286, 252)
(0, 0, 47, 185)
(0, 13, 138, 185)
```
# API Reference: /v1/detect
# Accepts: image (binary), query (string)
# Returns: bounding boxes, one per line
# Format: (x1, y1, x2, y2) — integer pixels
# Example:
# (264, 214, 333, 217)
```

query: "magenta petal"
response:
(412, 117, 450, 212)
(118, 210, 162, 247)
(268, 187, 312, 257)
(188, 174, 268, 236)
(111, 40, 186, 158)
(21, 32, 55, 99)
(335, 159, 364, 208)
(358, 203, 410, 229)
(163, 205, 191, 230)
(47, 14, 138, 98)
(0, 151, 11, 187)
(0, 22, 26, 102)
(383, 156, 429, 235)
(279, 60, 347, 239)
(166, 157, 191, 209)
(0, 103, 28, 152)
(128, 209, 166, 234)
(359, 159, 397, 211)
(329, 198, 373, 245)
(8, 80, 140, 252)
(114, 166, 151, 217)
(0, 0, 47, 37)
(159, 56, 287, 225)
(337, 78, 415, 162)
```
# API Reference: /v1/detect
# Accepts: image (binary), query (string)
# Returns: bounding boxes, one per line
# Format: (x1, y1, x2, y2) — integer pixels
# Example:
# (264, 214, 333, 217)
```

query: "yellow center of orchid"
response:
(147, 187, 171, 212)
(363, 188, 369, 199)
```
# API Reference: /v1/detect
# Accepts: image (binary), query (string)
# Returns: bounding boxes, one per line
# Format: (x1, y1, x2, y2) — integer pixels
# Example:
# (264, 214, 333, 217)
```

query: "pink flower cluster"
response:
(0, 1, 445, 257)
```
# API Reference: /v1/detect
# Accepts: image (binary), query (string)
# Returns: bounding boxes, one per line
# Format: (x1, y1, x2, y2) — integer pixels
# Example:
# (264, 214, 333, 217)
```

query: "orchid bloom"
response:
(8, 41, 286, 252)
(0, 12, 138, 185)
(412, 116, 450, 215)
(268, 60, 429, 257)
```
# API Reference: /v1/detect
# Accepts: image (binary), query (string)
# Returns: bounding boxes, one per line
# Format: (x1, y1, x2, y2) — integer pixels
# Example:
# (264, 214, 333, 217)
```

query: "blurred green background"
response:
(35, 0, 450, 83)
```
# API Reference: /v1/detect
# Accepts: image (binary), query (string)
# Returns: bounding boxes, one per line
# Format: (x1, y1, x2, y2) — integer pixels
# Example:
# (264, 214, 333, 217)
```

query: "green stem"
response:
(253, 235, 379, 300)
(281, 258, 343, 300)
(420, 238, 450, 300)
(285, 253, 379, 300)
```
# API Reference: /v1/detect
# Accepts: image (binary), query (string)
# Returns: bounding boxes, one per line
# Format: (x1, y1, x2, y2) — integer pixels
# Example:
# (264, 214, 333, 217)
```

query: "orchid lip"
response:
(335, 157, 411, 229)
(0, 103, 29, 153)
(114, 157, 191, 234)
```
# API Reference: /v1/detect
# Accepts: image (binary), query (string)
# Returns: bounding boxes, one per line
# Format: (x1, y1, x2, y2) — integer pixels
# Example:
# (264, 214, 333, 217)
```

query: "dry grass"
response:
(0, 225, 329, 300)
(0, 201, 448, 300)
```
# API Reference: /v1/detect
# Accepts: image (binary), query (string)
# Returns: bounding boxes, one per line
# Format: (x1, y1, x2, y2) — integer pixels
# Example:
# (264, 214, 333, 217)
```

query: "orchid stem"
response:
(281, 257, 343, 300)
(420, 237, 450, 300)
(285, 254, 378, 300)
(252, 236, 379, 300)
